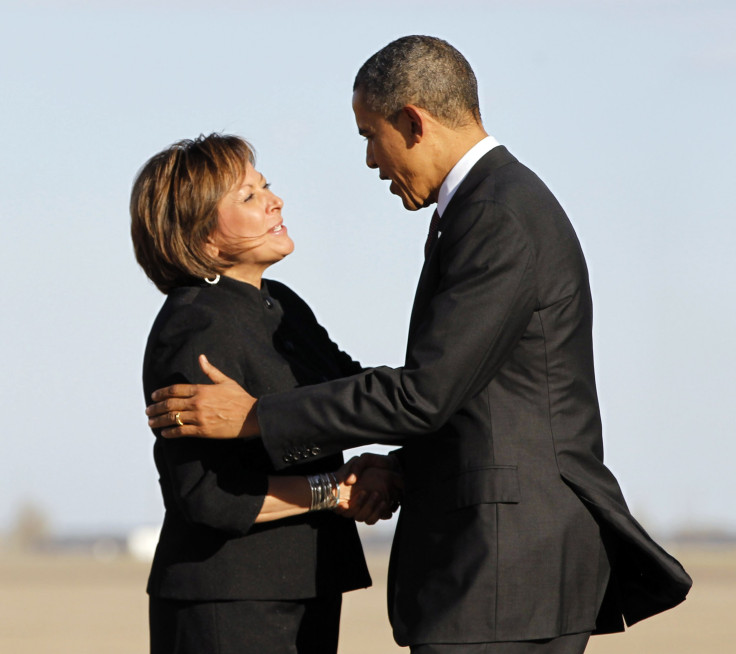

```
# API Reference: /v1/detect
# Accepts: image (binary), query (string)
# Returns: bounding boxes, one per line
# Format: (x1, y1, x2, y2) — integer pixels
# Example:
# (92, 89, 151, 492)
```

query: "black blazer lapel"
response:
(408, 146, 519, 339)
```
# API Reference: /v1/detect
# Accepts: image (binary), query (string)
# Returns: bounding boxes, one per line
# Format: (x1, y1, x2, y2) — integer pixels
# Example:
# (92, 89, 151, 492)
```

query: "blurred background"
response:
(1, 0, 734, 651)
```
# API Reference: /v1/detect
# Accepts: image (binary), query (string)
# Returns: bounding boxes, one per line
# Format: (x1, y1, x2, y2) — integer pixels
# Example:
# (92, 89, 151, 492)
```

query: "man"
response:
(147, 36, 691, 653)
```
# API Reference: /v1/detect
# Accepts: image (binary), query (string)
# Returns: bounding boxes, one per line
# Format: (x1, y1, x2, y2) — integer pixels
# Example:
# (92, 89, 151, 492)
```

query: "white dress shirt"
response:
(436, 135, 501, 218)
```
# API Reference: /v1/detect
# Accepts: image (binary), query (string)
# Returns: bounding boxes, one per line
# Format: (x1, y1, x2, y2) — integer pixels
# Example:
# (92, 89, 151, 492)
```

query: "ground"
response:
(0, 546, 732, 652)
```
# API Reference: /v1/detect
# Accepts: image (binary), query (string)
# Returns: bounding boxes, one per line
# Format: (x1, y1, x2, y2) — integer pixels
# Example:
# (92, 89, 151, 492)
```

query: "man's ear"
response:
(402, 105, 425, 141)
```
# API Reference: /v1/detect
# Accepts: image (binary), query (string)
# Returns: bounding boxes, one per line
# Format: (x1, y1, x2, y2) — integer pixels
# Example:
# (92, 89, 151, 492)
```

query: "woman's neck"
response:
(221, 265, 266, 289)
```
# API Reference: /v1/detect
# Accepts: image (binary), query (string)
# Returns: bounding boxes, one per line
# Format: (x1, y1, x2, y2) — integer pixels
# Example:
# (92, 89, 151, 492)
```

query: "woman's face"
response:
(211, 161, 294, 286)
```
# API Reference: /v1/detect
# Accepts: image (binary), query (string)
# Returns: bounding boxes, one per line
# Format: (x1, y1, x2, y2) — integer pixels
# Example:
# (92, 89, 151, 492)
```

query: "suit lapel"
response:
(407, 147, 518, 341)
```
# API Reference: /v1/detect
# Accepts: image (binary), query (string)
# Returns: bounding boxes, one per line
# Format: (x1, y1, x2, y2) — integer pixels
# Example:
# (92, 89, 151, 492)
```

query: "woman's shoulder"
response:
(149, 284, 244, 349)
(264, 279, 317, 320)
(153, 285, 214, 332)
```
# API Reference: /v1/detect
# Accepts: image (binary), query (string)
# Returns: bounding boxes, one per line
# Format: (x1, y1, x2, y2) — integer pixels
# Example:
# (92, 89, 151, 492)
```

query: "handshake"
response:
(329, 452, 404, 526)
(143, 357, 403, 526)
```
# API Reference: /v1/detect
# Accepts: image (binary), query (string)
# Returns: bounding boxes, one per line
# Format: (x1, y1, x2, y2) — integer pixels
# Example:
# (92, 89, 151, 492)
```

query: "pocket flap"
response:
(441, 465, 520, 511)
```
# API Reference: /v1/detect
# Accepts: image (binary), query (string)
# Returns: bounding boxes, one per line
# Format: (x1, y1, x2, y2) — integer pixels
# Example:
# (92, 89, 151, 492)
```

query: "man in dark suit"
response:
(147, 36, 692, 653)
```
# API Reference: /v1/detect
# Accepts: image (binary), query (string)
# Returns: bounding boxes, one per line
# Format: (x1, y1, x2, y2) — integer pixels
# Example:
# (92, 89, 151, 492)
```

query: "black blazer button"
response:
(264, 297, 274, 309)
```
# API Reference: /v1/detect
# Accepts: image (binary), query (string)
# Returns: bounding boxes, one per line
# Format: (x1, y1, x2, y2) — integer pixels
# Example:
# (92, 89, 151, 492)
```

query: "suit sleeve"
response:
(258, 200, 538, 468)
(148, 303, 268, 536)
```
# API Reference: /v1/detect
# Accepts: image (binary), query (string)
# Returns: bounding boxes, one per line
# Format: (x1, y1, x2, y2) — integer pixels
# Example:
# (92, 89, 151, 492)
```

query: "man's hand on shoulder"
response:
(145, 354, 260, 439)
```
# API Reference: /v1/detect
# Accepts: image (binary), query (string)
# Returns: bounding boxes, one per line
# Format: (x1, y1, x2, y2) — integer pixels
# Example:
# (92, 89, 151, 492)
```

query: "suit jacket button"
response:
(264, 297, 274, 309)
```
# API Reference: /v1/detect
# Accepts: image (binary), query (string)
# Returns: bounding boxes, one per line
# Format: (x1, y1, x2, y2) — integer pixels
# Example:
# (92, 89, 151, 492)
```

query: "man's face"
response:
(352, 91, 433, 211)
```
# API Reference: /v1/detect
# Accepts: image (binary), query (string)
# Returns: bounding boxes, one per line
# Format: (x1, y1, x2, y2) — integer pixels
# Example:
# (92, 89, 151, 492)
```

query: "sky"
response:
(1, 0, 734, 539)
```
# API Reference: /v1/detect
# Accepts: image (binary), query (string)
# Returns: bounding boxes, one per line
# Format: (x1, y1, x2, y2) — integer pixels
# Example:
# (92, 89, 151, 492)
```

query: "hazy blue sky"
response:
(1, 0, 734, 538)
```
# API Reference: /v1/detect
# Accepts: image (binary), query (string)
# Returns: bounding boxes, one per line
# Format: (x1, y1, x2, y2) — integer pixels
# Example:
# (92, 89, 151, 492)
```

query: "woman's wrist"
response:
(306, 472, 341, 511)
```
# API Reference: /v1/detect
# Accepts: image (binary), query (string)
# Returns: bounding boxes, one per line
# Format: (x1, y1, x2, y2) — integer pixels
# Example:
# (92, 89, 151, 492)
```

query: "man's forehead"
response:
(353, 95, 386, 133)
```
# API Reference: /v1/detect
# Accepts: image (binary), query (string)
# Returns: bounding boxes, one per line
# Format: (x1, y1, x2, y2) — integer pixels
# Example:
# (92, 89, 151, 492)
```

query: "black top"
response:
(142, 275, 371, 601)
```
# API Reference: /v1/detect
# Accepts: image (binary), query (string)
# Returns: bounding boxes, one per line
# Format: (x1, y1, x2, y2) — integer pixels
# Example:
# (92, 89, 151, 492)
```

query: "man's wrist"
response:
(239, 399, 261, 437)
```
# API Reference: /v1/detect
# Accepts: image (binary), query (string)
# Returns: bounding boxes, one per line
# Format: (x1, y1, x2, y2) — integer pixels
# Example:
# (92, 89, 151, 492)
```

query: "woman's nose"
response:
(269, 191, 284, 210)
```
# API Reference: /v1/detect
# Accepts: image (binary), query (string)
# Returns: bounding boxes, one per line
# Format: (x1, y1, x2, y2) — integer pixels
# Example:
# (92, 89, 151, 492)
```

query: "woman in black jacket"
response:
(130, 133, 399, 654)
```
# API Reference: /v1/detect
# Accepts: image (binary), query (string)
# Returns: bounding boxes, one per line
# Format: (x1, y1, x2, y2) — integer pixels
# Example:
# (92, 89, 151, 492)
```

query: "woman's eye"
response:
(243, 183, 270, 202)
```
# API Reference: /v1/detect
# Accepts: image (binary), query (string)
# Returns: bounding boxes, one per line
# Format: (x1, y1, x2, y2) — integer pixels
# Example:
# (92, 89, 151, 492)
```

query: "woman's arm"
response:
(257, 457, 403, 524)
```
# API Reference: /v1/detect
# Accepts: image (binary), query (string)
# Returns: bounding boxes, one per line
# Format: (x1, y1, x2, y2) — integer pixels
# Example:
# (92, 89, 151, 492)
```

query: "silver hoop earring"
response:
(204, 274, 221, 285)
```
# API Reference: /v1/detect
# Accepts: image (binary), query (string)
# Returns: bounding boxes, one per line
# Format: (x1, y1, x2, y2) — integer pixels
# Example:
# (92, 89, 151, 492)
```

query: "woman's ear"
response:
(204, 237, 220, 259)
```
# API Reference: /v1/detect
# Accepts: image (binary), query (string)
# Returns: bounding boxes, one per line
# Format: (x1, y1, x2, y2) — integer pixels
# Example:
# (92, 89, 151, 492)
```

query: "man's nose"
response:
(366, 144, 377, 169)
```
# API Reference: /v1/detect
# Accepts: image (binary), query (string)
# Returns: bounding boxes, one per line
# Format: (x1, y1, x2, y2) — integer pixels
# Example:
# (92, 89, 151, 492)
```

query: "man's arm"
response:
(255, 200, 536, 466)
(147, 200, 537, 464)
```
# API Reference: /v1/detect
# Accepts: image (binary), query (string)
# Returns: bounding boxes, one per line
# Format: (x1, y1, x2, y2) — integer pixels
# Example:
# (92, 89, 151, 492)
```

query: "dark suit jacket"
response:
(143, 276, 370, 602)
(257, 147, 692, 644)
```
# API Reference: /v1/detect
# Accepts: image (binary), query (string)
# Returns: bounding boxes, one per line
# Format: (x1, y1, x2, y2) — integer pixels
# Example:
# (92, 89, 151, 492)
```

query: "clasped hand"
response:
(145, 356, 403, 525)
(334, 453, 403, 525)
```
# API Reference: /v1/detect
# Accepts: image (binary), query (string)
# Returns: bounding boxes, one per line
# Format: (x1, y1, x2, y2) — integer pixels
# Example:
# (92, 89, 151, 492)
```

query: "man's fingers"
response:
(348, 456, 371, 477)
(364, 502, 391, 526)
(148, 409, 189, 430)
(150, 383, 197, 403)
(146, 398, 192, 419)
(198, 355, 232, 384)
(160, 424, 202, 439)
(352, 492, 383, 523)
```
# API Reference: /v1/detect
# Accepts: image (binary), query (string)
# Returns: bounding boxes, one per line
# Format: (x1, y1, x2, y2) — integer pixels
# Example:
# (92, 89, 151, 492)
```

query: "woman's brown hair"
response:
(130, 133, 255, 293)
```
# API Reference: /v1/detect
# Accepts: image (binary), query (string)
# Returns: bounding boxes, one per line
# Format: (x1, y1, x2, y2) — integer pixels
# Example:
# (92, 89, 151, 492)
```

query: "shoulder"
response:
(144, 284, 254, 388)
(264, 279, 318, 321)
(148, 283, 258, 356)
(151, 286, 218, 346)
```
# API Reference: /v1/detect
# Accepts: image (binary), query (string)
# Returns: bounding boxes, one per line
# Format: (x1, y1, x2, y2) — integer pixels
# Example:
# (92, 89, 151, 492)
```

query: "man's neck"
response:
(429, 123, 489, 203)
(436, 133, 501, 216)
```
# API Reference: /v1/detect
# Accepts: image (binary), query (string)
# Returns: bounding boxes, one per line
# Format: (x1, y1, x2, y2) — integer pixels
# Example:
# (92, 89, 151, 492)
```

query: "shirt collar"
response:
(436, 135, 501, 217)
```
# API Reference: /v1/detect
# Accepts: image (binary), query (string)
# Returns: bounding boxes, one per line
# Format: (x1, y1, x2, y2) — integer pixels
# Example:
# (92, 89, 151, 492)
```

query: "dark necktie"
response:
(424, 208, 441, 258)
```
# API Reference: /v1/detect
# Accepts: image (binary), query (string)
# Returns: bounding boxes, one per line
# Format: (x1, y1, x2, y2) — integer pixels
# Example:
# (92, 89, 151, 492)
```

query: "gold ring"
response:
(174, 412, 184, 427)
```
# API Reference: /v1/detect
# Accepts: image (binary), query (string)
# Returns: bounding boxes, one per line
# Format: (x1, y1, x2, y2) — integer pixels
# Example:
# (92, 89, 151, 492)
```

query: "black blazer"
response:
(142, 276, 370, 601)
(257, 147, 692, 644)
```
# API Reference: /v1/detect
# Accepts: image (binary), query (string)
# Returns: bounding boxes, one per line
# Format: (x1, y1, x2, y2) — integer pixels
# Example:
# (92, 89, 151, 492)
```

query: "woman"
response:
(130, 133, 396, 653)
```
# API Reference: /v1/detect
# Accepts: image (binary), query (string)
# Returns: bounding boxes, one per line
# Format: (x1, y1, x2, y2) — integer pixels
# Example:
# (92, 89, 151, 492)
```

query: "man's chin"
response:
(398, 195, 422, 211)
(389, 183, 420, 211)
